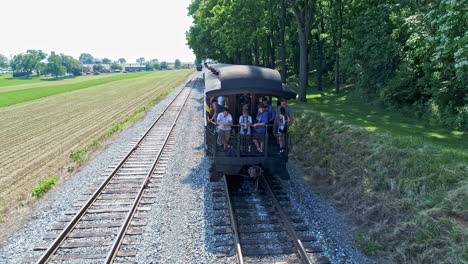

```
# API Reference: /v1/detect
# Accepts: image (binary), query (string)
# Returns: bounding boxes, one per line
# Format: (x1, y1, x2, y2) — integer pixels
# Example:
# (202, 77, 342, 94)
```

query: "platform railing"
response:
(206, 121, 289, 158)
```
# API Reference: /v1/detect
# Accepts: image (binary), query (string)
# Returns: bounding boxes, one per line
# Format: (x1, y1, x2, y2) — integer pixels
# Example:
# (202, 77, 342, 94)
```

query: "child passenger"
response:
(277, 106, 289, 154)
(239, 109, 253, 153)
(239, 109, 252, 135)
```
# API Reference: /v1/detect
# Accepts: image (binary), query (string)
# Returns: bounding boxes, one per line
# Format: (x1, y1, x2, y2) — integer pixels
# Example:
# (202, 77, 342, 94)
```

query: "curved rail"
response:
(36, 72, 198, 264)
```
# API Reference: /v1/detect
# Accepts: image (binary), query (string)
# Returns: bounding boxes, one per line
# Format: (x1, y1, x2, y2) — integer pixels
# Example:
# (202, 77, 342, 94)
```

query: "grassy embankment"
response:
(289, 86, 467, 263)
(0, 70, 193, 229)
(0, 72, 152, 107)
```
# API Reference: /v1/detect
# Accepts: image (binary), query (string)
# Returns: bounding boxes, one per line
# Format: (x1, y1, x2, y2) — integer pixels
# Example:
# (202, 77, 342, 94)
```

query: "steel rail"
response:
(105, 77, 196, 263)
(224, 175, 244, 264)
(258, 175, 313, 264)
(36, 72, 199, 264)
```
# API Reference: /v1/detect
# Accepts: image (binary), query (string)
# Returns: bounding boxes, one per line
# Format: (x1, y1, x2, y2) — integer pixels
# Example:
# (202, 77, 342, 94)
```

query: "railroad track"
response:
(212, 174, 329, 264)
(32, 73, 198, 263)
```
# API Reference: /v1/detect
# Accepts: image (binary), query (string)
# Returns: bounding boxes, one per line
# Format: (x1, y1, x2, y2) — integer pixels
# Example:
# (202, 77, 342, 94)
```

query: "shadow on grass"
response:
(289, 86, 467, 151)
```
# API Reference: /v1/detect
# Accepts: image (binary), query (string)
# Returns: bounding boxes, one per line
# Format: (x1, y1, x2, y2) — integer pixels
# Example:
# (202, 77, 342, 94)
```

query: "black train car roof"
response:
(204, 64, 297, 99)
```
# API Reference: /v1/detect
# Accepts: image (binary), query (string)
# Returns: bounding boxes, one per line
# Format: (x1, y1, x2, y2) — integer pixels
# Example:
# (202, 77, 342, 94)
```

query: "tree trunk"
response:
(298, 29, 308, 102)
(316, 37, 323, 91)
(316, 1, 325, 91)
(290, 0, 313, 102)
(269, 34, 276, 69)
(335, 52, 340, 93)
(280, 0, 287, 83)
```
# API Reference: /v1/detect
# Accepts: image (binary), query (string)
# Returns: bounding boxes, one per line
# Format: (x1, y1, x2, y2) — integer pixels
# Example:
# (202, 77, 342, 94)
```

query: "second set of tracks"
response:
(33, 74, 198, 263)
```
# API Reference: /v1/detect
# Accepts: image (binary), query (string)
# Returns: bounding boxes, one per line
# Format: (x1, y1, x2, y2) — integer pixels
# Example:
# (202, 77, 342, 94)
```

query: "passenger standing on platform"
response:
(262, 97, 276, 124)
(277, 106, 289, 154)
(239, 109, 253, 153)
(216, 107, 233, 150)
(239, 109, 252, 135)
(210, 98, 223, 123)
(276, 98, 292, 125)
(252, 105, 268, 152)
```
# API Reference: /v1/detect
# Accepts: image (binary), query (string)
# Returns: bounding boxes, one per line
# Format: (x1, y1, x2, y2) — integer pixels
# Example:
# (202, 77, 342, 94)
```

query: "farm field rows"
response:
(0, 72, 152, 107)
(0, 69, 193, 213)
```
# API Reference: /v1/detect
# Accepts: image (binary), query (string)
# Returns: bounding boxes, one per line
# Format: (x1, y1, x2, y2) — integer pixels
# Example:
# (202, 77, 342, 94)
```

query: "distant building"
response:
(124, 66, 146, 72)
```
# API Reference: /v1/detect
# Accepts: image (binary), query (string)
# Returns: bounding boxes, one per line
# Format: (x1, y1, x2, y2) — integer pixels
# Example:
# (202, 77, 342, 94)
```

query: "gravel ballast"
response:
(0, 71, 370, 264)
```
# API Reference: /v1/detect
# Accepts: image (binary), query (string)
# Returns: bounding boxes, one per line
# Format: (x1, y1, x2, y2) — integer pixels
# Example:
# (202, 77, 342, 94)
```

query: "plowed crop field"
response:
(0, 70, 193, 213)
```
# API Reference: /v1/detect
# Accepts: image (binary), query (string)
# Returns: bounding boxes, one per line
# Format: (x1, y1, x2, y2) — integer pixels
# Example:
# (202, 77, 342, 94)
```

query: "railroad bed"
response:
(30, 75, 197, 263)
(212, 175, 331, 264)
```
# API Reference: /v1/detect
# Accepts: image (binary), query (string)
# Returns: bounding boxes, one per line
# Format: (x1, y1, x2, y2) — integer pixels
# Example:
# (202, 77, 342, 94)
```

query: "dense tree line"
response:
(8, 50, 83, 78)
(187, 0, 467, 130)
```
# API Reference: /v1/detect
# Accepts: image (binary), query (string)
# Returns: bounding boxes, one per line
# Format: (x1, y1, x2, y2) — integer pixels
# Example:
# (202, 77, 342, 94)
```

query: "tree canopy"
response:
(10, 50, 47, 77)
(79, 53, 94, 64)
(102, 58, 112, 64)
(174, 59, 182, 69)
(46, 54, 67, 78)
(187, 0, 468, 131)
(136, 57, 145, 65)
(0, 54, 8, 69)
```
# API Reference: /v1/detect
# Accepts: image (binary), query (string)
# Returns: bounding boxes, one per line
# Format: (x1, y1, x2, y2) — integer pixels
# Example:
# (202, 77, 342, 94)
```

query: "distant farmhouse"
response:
(124, 65, 146, 72)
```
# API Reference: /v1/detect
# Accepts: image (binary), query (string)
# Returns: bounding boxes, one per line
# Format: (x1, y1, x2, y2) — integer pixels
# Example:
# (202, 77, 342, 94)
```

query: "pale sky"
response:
(0, 0, 195, 63)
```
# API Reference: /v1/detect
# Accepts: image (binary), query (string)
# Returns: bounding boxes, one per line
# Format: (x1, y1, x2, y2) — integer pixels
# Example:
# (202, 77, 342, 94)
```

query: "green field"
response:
(0, 72, 152, 107)
(0, 69, 193, 224)
(0, 74, 51, 87)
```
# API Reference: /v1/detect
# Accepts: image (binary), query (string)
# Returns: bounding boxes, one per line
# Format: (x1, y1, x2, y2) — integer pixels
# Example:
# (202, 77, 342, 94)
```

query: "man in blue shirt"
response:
(252, 104, 268, 152)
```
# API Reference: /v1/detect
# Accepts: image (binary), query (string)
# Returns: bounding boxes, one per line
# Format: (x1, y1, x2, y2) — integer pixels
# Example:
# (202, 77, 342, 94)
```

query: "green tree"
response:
(27, 50, 47, 76)
(92, 64, 104, 73)
(118, 58, 126, 64)
(150, 59, 160, 70)
(61, 54, 83, 76)
(0, 54, 8, 69)
(160, 61, 168, 69)
(287, 0, 315, 102)
(174, 59, 182, 69)
(110, 63, 122, 71)
(10, 50, 46, 77)
(102, 58, 112, 64)
(46, 54, 66, 78)
(187, 0, 467, 131)
(136, 57, 145, 66)
(79, 53, 94, 64)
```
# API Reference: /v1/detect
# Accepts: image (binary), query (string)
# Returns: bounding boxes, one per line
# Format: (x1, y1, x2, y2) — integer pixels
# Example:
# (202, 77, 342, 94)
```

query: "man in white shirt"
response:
(216, 106, 233, 150)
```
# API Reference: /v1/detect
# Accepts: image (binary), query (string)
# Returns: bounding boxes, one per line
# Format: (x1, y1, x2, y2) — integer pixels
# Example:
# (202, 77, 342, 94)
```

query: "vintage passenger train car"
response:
(204, 64, 296, 181)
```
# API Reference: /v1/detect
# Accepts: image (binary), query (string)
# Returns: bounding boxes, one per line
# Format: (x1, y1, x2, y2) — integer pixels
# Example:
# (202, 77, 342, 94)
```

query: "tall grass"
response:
(290, 110, 467, 263)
